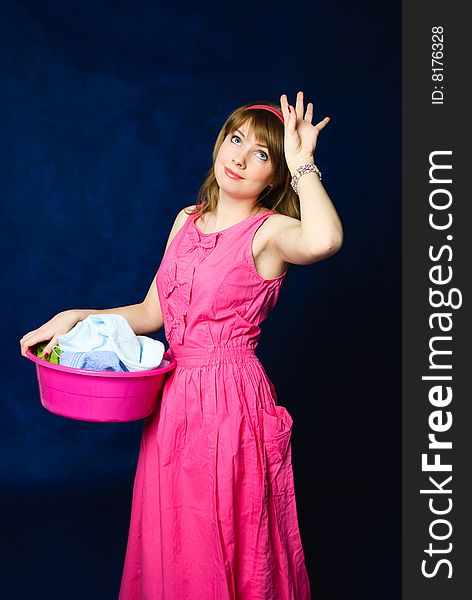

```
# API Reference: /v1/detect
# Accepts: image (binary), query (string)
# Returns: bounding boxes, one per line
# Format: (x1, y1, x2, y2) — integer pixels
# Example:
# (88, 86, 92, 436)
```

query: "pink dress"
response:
(118, 209, 311, 599)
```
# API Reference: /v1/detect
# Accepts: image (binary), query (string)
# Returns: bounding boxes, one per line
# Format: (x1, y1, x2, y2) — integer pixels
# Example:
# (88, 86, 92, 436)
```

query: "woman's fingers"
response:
(41, 336, 58, 358)
(279, 94, 297, 135)
(20, 333, 33, 356)
(20, 312, 78, 359)
(20, 341, 31, 357)
(281, 92, 318, 126)
(20, 330, 37, 341)
(20, 328, 48, 357)
(280, 94, 290, 121)
(295, 90, 304, 119)
(315, 116, 331, 131)
(304, 102, 314, 123)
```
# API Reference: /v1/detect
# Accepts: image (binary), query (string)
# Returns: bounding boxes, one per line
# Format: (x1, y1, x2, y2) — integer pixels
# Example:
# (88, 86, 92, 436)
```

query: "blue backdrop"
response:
(1, 1, 400, 598)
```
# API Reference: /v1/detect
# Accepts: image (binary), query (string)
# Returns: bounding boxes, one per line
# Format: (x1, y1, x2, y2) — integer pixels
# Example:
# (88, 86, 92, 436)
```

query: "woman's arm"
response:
(70, 298, 162, 337)
(74, 204, 195, 333)
(266, 174, 343, 266)
(268, 91, 343, 266)
(20, 205, 194, 357)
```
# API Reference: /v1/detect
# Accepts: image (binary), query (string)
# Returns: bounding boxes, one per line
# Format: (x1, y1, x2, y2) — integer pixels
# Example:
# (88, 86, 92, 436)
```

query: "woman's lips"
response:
(224, 167, 243, 180)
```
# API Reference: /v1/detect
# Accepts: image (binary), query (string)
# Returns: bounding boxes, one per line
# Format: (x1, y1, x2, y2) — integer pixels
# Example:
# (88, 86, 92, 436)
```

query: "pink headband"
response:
(243, 104, 284, 124)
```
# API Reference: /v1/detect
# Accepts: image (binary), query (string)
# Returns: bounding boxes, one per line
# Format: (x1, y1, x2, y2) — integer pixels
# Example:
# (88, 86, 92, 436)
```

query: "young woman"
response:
(20, 91, 343, 599)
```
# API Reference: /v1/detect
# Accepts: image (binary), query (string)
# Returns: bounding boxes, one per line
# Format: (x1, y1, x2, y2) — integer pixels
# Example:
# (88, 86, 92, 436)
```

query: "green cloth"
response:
(34, 342, 62, 364)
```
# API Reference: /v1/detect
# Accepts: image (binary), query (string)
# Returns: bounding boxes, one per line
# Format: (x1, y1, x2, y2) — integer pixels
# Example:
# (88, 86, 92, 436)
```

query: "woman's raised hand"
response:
(280, 91, 330, 173)
(19, 310, 79, 358)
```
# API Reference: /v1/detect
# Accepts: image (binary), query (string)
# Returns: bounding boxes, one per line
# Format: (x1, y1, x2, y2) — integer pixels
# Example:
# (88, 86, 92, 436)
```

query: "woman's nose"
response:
(232, 152, 245, 168)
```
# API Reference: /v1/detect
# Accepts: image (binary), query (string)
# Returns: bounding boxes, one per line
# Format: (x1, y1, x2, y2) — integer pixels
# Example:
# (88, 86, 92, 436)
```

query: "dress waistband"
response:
(169, 345, 258, 368)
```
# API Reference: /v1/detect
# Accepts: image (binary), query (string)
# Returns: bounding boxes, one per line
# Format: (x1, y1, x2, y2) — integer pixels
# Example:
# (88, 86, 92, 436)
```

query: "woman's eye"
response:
(231, 135, 268, 161)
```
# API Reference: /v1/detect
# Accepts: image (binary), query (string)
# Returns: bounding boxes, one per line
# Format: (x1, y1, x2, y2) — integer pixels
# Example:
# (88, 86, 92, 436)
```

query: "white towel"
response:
(58, 314, 165, 371)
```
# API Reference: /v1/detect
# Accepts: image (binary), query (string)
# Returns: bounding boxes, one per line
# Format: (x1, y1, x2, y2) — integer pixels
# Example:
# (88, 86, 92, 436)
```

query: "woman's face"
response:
(214, 120, 274, 201)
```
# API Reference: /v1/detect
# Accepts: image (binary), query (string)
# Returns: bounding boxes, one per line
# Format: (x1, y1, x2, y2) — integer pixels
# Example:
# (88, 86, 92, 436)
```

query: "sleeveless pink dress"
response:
(118, 209, 311, 599)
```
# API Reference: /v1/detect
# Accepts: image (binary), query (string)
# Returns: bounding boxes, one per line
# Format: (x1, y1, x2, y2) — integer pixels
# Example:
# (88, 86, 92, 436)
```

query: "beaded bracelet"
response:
(290, 163, 322, 194)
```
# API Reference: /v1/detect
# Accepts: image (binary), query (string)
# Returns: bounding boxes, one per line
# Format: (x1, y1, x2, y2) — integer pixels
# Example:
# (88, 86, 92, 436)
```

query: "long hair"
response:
(185, 101, 300, 220)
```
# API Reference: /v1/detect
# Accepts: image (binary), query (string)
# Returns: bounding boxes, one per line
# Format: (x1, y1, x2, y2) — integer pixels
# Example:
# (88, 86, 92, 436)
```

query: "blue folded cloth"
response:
(59, 350, 129, 372)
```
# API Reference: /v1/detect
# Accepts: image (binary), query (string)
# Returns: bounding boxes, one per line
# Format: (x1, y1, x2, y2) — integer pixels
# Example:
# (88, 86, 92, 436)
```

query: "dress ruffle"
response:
(162, 225, 221, 345)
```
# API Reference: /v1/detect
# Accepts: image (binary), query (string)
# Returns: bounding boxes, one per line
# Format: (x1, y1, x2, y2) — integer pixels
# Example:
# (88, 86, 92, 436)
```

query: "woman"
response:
(20, 91, 343, 599)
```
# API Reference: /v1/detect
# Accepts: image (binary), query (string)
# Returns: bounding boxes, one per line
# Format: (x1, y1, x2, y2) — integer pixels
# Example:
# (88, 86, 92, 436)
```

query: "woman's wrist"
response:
(289, 162, 322, 194)
(288, 157, 315, 176)
(66, 308, 89, 323)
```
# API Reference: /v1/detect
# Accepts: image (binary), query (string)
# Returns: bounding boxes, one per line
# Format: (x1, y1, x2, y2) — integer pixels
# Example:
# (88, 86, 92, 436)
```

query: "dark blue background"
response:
(1, 1, 400, 598)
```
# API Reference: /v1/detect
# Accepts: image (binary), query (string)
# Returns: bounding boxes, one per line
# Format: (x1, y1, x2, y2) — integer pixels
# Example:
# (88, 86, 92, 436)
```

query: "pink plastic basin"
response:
(27, 348, 176, 423)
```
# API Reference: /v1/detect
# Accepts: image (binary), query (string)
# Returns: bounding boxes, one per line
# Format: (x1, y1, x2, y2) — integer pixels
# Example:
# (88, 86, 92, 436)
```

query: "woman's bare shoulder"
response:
(172, 203, 197, 226)
(164, 204, 198, 251)
(181, 204, 198, 219)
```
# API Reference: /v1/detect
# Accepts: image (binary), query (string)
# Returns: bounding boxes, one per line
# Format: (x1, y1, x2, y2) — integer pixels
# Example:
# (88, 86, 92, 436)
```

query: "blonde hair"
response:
(185, 101, 300, 220)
